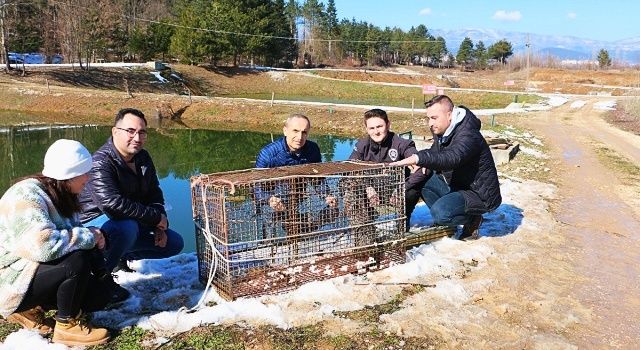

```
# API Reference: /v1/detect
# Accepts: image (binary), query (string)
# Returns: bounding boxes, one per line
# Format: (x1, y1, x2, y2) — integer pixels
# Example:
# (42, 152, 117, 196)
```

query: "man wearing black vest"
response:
(349, 109, 428, 230)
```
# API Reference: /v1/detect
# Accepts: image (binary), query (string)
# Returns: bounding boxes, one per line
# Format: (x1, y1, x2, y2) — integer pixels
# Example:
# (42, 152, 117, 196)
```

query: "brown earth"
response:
(0, 68, 431, 136)
(606, 105, 640, 136)
(1, 67, 640, 348)
(1, 66, 187, 94)
(520, 100, 640, 348)
(2, 65, 639, 136)
(312, 66, 640, 96)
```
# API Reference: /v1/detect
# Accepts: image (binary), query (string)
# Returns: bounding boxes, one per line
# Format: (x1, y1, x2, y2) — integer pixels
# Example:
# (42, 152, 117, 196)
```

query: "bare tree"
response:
(1, 0, 11, 72)
(54, 0, 104, 69)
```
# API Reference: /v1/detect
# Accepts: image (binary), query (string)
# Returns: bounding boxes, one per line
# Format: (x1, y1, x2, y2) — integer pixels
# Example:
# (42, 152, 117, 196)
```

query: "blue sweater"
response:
(255, 137, 321, 168)
(254, 137, 323, 202)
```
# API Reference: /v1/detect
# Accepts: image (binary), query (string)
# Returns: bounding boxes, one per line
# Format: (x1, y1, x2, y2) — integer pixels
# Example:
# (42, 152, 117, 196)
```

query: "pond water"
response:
(0, 124, 356, 252)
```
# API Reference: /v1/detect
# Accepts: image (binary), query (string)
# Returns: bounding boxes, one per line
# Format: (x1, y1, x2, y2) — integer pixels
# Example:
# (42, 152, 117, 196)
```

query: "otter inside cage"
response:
(191, 161, 406, 300)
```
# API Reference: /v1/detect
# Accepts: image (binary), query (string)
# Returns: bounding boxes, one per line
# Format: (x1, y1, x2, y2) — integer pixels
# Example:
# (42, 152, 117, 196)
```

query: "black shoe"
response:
(460, 215, 483, 240)
(100, 273, 131, 306)
(114, 259, 135, 273)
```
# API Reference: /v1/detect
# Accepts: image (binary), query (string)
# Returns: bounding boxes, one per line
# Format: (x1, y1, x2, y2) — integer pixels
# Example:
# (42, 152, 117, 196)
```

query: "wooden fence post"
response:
(411, 98, 415, 117)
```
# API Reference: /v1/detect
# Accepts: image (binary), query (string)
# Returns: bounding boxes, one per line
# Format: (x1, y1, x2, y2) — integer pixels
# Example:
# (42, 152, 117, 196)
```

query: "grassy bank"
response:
(176, 65, 541, 110)
(0, 82, 532, 139)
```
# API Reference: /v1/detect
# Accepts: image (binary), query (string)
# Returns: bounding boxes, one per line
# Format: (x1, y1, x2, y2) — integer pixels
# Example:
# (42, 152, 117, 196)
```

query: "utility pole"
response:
(525, 34, 530, 92)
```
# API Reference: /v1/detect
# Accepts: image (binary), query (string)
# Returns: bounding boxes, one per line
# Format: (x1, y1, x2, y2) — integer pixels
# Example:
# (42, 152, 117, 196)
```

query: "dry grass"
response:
(605, 97, 640, 135)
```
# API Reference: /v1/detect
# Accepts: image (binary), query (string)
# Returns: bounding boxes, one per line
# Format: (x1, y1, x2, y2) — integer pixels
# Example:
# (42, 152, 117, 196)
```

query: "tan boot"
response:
(6, 306, 54, 335)
(52, 312, 110, 346)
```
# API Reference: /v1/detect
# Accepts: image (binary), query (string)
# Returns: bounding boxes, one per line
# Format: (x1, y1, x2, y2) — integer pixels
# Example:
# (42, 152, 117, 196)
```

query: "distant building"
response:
(560, 59, 597, 66)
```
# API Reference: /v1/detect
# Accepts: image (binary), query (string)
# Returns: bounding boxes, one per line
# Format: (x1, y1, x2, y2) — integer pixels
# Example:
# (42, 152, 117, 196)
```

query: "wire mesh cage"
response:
(191, 161, 407, 300)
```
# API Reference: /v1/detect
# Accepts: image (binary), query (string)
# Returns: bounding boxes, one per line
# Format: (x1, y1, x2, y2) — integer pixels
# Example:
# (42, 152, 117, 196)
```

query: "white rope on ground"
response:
(148, 183, 221, 334)
(185, 182, 220, 312)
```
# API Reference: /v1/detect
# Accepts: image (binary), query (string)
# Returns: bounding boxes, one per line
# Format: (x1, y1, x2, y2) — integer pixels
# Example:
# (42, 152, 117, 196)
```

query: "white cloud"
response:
(491, 10, 522, 22)
(567, 12, 577, 19)
(419, 7, 432, 16)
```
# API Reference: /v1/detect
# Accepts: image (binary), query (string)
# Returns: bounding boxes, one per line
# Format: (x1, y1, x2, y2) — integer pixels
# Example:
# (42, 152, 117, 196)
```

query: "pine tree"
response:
(170, 0, 211, 64)
(474, 40, 487, 69)
(284, 0, 299, 66)
(428, 36, 447, 67)
(488, 39, 513, 64)
(456, 37, 474, 66)
(598, 48, 612, 68)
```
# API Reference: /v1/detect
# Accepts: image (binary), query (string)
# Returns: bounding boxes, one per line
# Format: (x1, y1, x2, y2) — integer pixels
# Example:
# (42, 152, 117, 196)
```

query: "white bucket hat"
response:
(42, 139, 93, 180)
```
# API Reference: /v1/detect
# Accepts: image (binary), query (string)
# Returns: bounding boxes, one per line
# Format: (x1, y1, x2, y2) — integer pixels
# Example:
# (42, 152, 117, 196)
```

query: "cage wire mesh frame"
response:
(191, 161, 407, 300)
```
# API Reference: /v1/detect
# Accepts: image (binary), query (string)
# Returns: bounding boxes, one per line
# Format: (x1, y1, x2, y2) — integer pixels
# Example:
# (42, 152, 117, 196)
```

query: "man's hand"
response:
(269, 196, 286, 211)
(154, 228, 168, 248)
(366, 186, 380, 206)
(389, 189, 401, 207)
(325, 195, 337, 208)
(88, 226, 106, 250)
(389, 154, 419, 167)
(157, 213, 168, 231)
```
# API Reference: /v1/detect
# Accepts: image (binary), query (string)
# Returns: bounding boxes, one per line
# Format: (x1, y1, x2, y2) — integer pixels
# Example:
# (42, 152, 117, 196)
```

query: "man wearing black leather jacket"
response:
(80, 108, 183, 272)
(389, 95, 501, 240)
(349, 109, 428, 231)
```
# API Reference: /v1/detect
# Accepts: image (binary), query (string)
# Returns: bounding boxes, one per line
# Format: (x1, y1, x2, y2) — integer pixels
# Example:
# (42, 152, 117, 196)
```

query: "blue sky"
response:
(333, 0, 638, 42)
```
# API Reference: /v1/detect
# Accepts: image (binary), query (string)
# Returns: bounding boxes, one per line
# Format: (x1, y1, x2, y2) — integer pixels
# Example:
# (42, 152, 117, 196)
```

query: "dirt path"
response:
(522, 99, 640, 348)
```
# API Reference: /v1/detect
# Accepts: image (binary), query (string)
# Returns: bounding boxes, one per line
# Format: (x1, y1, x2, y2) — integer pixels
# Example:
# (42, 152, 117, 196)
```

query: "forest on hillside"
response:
(0, 0, 516, 69)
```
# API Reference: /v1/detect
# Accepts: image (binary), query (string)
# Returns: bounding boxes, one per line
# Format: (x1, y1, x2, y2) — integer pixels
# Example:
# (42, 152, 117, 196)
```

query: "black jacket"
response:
(79, 138, 166, 226)
(349, 132, 427, 189)
(416, 107, 501, 214)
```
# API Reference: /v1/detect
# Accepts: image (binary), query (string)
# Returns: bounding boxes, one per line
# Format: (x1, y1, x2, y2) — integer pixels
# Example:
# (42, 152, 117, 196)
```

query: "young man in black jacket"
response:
(80, 108, 184, 272)
(349, 109, 428, 230)
(390, 96, 501, 239)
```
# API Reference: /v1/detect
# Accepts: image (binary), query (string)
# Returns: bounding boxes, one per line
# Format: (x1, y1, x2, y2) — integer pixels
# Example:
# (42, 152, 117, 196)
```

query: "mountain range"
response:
(430, 28, 640, 64)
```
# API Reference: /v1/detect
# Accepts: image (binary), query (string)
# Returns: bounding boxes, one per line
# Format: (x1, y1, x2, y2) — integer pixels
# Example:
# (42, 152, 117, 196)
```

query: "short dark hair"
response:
(115, 108, 147, 126)
(424, 95, 454, 111)
(363, 108, 389, 124)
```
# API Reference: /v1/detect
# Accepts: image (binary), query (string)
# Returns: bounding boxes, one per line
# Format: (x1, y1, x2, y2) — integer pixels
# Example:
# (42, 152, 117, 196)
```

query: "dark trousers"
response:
(405, 187, 421, 222)
(420, 172, 473, 226)
(16, 249, 110, 319)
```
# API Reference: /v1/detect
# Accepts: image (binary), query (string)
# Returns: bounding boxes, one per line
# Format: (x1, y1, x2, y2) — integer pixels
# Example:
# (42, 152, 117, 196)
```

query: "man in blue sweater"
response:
(255, 114, 336, 236)
(256, 114, 321, 169)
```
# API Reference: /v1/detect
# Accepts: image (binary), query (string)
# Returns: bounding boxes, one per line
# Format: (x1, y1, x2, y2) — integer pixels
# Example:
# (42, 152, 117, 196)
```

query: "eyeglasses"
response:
(116, 127, 148, 138)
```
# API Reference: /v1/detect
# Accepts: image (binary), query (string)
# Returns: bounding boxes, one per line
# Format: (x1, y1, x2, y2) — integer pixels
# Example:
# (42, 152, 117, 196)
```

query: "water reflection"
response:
(0, 124, 356, 252)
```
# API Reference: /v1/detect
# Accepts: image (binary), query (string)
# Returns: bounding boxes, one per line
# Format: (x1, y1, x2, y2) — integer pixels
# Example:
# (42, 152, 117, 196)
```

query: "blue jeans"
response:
(421, 172, 472, 226)
(85, 215, 184, 271)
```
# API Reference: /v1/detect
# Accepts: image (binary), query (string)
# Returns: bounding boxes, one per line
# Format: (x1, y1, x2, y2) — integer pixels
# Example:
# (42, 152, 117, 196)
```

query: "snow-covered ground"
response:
(0, 172, 555, 348)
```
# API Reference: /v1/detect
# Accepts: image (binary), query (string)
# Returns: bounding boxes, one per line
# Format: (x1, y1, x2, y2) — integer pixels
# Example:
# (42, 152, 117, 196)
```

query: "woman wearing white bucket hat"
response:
(0, 139, 119, 346)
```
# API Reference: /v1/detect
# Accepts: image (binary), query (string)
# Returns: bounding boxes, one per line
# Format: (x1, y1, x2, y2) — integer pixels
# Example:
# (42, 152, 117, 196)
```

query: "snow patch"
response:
(593, 100, 616, 110)
(519, 145, 547, 158)
(0, 329, 67, 350)
(547, 96, 569, 107)
(1, 177, 556, 349)
(570, 100, 586, 109)
(150, 71, 168, 83)
(267, 71, 287, 81)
